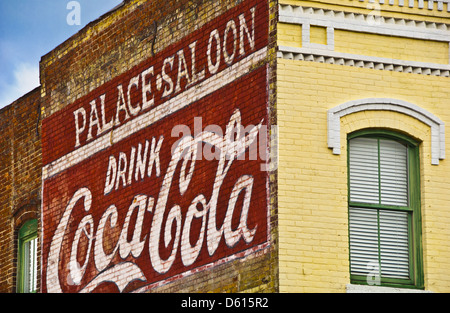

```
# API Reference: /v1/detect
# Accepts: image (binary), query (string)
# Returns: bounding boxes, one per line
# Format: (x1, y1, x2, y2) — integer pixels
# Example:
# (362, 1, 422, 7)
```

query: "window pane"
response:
(349, 137, 379, 204)
(348, 134, 420, 286)
(18, 219, 38, 293)
(379, 210, 410, 279)
(23, 237, 38, 293)
(379, 139, 408, 207)
(349, 207, 411, 280)
(349, 207, 379, 276)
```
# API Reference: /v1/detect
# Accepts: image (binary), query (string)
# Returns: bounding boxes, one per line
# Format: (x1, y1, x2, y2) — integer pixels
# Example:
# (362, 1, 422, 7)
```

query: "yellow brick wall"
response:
(277, 0, 450, 293)
(310, 26, 327, 45)
(277, 58, 450, 292)
(334, 30, 449, 65)
(279, 23, 303, 48)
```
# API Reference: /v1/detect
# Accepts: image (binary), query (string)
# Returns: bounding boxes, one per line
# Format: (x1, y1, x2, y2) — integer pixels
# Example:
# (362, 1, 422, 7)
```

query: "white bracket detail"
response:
(327, 98, 445, 165)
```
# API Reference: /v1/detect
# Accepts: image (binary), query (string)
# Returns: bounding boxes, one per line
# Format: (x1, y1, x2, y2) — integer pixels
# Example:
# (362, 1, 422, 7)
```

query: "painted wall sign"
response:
(41, 0, 269, 293)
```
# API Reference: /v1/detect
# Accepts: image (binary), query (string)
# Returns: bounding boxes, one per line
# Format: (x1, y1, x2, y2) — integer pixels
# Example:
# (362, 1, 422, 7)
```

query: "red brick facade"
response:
(0, 0, 278, 293)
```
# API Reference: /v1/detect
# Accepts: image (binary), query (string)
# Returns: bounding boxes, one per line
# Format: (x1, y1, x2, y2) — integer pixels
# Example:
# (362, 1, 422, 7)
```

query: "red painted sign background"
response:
(41, 0, 269, 293)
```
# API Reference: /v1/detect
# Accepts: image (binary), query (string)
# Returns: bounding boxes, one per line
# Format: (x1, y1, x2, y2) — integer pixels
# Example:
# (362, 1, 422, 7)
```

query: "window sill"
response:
(346, 284, 432, 293)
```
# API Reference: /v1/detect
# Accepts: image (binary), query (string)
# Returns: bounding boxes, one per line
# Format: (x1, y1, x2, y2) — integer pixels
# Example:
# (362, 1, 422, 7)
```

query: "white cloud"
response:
(0, 62, 40, 109)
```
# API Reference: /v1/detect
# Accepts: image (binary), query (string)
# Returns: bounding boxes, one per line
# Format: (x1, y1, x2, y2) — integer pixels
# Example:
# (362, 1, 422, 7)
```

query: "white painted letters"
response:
(71, 6, 258, 149)
(74, 107, 87, 148)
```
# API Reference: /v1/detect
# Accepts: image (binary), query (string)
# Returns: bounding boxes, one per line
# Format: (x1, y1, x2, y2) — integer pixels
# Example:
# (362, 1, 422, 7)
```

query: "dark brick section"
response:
(0, 88, 42, 293)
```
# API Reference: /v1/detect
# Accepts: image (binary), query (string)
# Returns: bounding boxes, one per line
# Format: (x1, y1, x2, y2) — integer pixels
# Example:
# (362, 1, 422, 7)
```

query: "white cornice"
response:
(279, 4, 450, 41)
(278, 46, 450, 77)
(345, 0, 450, 13)
(278, 4, 450, 76)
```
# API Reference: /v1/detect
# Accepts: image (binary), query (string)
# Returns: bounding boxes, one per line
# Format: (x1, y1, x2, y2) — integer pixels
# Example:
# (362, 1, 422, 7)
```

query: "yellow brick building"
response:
(276, 0, 450, 292)
(1, 0, 449, 295)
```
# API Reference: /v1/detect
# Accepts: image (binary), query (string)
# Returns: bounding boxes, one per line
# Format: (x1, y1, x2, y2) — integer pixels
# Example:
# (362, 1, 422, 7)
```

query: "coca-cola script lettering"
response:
(46, 109, 263, 292)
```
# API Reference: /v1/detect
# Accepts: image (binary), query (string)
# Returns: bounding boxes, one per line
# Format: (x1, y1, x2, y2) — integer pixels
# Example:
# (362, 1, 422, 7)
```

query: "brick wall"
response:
(39, 0, 278, 293)
(0, 88, 42, 293)
(278, 60, 450, 292)
(277, 0, 450, 292)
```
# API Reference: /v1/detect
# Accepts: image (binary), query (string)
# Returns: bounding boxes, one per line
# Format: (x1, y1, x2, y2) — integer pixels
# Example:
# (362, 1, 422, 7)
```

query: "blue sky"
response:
(0, 0, 123, 109)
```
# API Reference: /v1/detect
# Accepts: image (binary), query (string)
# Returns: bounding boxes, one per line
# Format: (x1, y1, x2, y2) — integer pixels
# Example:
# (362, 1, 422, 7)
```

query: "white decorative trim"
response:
(278, 4, 450, 75)
(347, 0, 450, 13)
(327, 98, 445, 165)
(327, 27, 335, 50)
(300, 23, 335, 51)
(346, 284, 433, 293)
(278, 46, 450, 77)
(279, 5, 450, 41)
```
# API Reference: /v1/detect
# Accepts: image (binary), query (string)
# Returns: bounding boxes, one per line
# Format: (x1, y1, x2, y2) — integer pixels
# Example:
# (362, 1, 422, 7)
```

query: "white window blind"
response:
(379, 139, 408, 207)
(349, 137, 379, 204)
(379, 210, 409, 279)
(23, 237, 38, 293)
(349, 137, 408, 206)
(349, 207, 410, 279)
(349, 136, 411, 281)
(17, 219, 38, 293)
(349, 207, 379, 276)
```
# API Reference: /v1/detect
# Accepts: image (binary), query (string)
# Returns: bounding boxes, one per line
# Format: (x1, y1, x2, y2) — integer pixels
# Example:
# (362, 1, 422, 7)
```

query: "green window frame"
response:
(17, 219, 38, 293)
(348, 130, 423, 289)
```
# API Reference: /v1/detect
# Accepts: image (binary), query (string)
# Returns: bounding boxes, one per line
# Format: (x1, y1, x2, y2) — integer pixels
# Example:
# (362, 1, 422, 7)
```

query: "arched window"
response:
(348, 130, 423, 289)
(17, 219, 38, 293)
